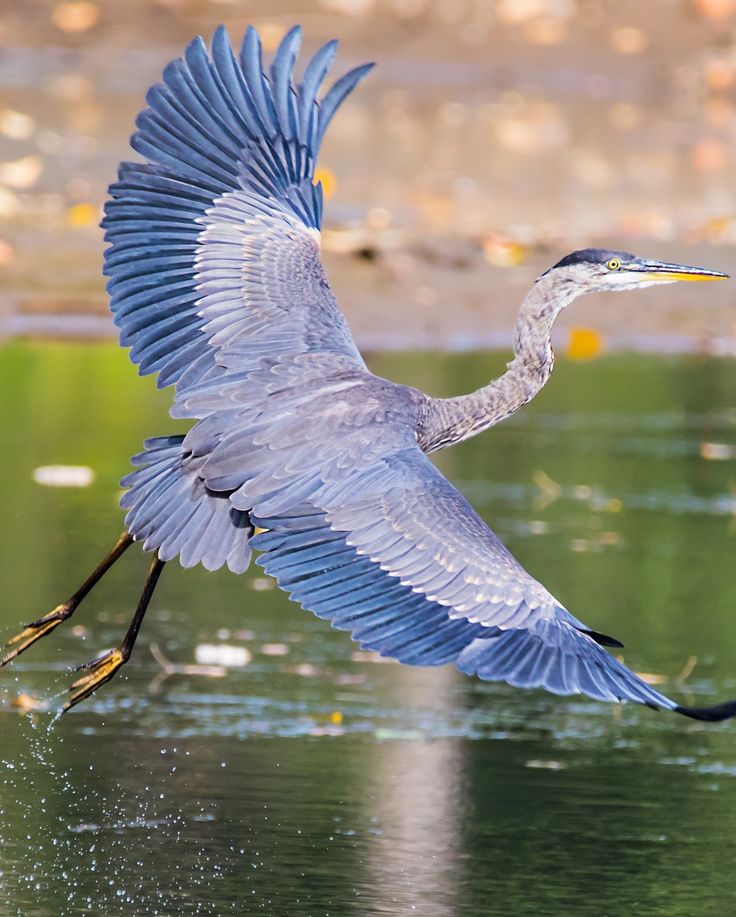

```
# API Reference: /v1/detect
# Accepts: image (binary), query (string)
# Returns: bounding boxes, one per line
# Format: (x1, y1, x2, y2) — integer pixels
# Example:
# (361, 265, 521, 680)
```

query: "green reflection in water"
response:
(1, 341, 736, 916)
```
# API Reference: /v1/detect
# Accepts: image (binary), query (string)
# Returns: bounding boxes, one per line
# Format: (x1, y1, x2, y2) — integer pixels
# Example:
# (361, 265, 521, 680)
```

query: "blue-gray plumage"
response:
(3, 26, 735, 723)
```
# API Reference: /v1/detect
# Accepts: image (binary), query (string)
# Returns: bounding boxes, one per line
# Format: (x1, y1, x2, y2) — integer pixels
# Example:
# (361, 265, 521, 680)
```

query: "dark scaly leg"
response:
(64, 552, 165, 712)
(2, 532, 134, 666)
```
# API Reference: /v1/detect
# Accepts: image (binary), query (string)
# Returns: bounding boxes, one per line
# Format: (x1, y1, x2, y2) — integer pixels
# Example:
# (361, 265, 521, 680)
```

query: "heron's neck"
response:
(420, 274, 576, 452)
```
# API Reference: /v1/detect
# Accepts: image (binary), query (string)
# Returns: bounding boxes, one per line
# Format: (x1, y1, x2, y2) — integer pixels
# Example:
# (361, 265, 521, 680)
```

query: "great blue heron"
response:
(3, 26, 734, 722)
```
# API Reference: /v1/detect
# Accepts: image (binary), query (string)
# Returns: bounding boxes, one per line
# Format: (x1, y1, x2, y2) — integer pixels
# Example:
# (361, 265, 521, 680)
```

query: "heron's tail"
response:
(120, 436, 253, 573)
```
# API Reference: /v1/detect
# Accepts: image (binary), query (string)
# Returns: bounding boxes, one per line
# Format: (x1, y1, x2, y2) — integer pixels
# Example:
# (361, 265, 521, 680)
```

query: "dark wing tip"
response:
(675, 698, 736, 723)
(578, 627, 624, 649)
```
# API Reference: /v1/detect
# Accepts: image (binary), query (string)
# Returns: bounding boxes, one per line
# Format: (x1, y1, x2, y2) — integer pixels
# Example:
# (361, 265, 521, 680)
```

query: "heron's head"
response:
(542, 248, 728, 294)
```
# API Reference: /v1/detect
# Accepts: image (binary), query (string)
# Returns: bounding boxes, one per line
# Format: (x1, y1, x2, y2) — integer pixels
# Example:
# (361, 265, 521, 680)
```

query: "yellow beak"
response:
(634, 260, 729, 282)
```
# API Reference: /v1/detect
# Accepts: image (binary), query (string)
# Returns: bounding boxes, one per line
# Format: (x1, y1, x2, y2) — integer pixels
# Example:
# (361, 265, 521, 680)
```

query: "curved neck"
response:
(420, 273, 577, 452)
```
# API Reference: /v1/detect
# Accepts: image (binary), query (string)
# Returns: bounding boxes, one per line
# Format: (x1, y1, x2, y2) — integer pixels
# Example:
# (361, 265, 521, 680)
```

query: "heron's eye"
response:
(606, 258, 621, 271)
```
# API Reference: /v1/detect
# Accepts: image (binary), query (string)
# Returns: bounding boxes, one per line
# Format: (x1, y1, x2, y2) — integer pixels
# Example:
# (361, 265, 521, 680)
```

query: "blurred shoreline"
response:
(1, 0, 735, 353)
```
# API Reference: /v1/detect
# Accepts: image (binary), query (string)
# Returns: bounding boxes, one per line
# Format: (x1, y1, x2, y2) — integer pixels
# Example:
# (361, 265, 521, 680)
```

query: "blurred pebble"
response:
(0, 238, 15, 266)
(618, 209, 674, 240)
(610, 26, 649, 55)
(459, 20, 487, 45)
(693, 0, 736, 19)
(482, 233, 529, 267)
(194, 644, 252, 667)
(374, 727, 423, 740)
(0, 187, 19, 218)
(10, 693, 43, 713)
(35, 130, 64, 155)
(260, 643, 289, 656)
(704, 98, 734, 129)
(691, 138, 727, 172)
(497, 0, 574, 24)
(32, 465, 95, 487)
(572, 149, 613, 188)
(51, 1, 100, 33)
(609, 102, 641, 131)
(589, 497, 623, 513)
(391, 0, 427, 16)
(412, 285, 437, 306)
(365, 207, 392, 230)
(705, 59, 735, 90)
(256, 22, 287, 53)
(525, 759, 565, 770)
(439, 101, 468, 127)
(0, 109, 35, 141)
(46, 73, 93, 103)
(321, 0, 373, 14)
(249, 577, 274, 591)
(0, 155, 43, 190)
(309, 725, 345, 736)
(700, 442, 735, 460)
(524, 17, 568, 45)
(333, 673, 367, 685)
(437, 0, 466, 24)
(289, 663, 321, 677)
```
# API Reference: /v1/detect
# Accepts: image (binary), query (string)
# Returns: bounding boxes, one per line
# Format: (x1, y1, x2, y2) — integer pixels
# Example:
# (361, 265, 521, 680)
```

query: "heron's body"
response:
(4, 26, 735, 722)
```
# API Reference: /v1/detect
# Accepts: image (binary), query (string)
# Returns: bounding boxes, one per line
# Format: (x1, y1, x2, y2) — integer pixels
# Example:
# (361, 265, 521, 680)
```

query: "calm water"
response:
(1, 343, 736, 916)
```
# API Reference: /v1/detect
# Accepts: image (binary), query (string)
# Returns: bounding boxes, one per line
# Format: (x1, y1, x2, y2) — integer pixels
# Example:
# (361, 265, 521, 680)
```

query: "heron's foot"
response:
(64, 647, 127, 712)
(1, 603, 74, 666)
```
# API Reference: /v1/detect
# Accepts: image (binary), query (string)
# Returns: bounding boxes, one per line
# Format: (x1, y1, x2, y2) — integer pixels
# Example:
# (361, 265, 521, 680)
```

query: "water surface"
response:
(1, 343, 736, 915)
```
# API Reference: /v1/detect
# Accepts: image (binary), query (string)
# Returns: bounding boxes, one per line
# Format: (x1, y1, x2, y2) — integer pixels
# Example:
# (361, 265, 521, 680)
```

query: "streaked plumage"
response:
(4, 25, 735, 722)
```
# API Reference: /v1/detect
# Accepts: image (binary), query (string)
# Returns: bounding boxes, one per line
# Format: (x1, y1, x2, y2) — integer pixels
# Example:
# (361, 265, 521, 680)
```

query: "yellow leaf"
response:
(314, 167, 337, 200)
(481, 233, 528, 267)
(566, 327, 603, 361)
(65, 201, 98, 228)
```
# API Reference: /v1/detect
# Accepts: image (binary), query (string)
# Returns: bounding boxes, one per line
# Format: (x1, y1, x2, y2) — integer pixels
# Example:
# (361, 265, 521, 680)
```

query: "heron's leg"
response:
(64, 552, 165, 712)
(2, 532, 134, 666)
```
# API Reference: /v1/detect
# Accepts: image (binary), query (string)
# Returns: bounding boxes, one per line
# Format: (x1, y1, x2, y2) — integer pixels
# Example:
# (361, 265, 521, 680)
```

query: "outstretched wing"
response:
(196, 404, 732, 719)
(103, 25, 371, 401)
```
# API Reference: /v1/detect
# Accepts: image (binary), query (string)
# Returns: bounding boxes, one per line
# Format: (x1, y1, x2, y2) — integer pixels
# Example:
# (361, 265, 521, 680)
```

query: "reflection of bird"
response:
(3, 26, 734, 722)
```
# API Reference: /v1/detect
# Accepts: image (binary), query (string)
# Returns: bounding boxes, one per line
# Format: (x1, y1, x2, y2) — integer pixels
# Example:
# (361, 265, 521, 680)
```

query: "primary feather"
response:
(103, 24, 369, 396)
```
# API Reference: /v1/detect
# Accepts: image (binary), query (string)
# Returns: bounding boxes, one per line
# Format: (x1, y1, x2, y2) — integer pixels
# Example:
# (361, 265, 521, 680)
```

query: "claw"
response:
(63, 647, 127, 712)
(1, 604, 72, 666)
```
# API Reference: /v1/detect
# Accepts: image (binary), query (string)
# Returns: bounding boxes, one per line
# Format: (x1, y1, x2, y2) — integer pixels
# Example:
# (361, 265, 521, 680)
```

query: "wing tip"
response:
(579, 627, 624, 649)
(675, 697, 736, 723)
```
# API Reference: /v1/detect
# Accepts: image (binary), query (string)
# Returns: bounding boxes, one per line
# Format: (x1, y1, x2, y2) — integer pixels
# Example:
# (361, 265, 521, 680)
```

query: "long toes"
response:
(1, 611, 67, 666)
(63, 649, 126, 712)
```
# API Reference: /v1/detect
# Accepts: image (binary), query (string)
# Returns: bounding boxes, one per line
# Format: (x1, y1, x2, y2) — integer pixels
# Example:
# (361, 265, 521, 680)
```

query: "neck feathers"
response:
(420, 273, 577, 452)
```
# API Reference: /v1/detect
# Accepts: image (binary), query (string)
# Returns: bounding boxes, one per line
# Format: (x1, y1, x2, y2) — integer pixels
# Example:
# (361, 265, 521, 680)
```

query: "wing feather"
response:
(104, 25, 372, 403)
(249, 496, 681, 710)
(188, 390, 684, 713)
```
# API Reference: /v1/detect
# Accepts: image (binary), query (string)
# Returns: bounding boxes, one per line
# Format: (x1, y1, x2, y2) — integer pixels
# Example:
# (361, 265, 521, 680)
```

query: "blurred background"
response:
(1, 0, 736, 349)
(2, 3, 736, 916)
